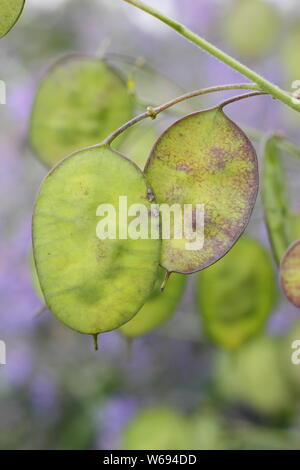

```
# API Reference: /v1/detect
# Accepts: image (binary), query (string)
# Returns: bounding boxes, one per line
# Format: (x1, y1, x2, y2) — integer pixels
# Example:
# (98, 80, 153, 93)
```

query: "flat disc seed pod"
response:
(216, 336, 294, 418)
(0, 0, 25, 38)
(262, 137, 293, 264)
(292, 213, 300, 240)
(120, 268, 186, 337)
(116, 120, 157, 170)
(281, 25, 300, 84)
(197, 237, 277, 350)
(121, 407, 191, 450)
(145, 107, 258, 274)
(280, 239, 300, 308)
(223, 0, 279, 60)
(30, 56, 135, 167)
(32, 146, 161, 335)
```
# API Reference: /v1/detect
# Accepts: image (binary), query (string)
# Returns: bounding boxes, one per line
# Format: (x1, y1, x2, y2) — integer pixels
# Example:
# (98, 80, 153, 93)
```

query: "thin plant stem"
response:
(219, 91, 267, 109)
(100, 83, 261, 145)
(121, 0, 300, 113)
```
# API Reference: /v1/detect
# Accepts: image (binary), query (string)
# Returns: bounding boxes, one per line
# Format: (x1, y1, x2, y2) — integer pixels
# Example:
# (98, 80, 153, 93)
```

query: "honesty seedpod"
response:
(262, 137, 293, 264)
(121, 407, 191, 450)
(120, 268, 186, 337)
(116, 120, 157, 170)
(0, 0, 25, 38)
(223, 0, 279, 59)
(197, 236, 277, 350)
(280, 239, 300, 308)
(32, 146, 161, 336)
(292, 213, 300, 239)
(29, 56, 134, 167)
(145, 107, 258, 274)
(281, 24, 300, 84)
(216, 336, 295, 418)
(29, 250, 43, 301)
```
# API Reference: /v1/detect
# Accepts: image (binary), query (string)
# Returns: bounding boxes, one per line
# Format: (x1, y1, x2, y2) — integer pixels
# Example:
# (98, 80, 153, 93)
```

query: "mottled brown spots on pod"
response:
(176, 162, 192, 173)
(145, 107, 258, 274)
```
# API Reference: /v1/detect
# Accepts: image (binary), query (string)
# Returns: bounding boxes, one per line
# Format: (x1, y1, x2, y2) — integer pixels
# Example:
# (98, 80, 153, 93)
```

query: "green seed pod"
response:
(280, 239, 300, 308)
(281, 24, 300, 84)
(0, 0, 25, 38)
(145, 107, 258, 274)
(291, 213, 300, 240)
(191, 410, 230, 450)
(120, 268, 186, 337)
(262, 136, 293, 264)
(121, 407, 191, 450)
(32, 146, 161, 335)
(215, 336, 295, 418)
(233, 424, 300, 450)
(115, 120, 157, 170)
(29, 56, 135, 167)
(29, 250, 43, 301)
(197, 236, 277, 350)
(223, 0, 279, 60)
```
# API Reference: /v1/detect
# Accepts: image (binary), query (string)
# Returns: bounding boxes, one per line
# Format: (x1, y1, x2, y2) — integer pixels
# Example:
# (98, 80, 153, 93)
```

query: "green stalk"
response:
(100, 83, 261, 145)
(122, 0, 300, 113)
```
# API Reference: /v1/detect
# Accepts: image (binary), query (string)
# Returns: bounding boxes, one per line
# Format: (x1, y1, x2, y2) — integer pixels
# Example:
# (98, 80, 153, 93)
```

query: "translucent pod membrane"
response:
(115, 120, 157, 170)
(197, 236, 277, 350)
(145, 107, 258, 274)
(120, 268, 186, 337)
(30, 55, 135, 167)
(281, 24, 300, 84)
(280, 239, 300, 308)
(262, 136, 293, 265)
(223, 0, 279, 60)
(121, 407, 191, 451)
(0, 0, 25, 38)
(216, 336, 295, 418)
(32, 146, 161, 335)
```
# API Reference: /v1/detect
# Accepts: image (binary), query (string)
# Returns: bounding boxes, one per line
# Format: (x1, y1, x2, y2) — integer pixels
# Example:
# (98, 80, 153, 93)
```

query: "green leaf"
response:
(216, 336, 295, 418)
(223, 0, 279, 59)
(280, 239, 300, 308)
(120, 268, 186, 337)
(197, 236, 277, 350)
(145, 107, 258, 274)
(32, 146, 161, 335)
(29, 56, 135, 167)
(121, 407, 191, 450)
(262, 137, 293, 264)
(0, 0, 25, 38)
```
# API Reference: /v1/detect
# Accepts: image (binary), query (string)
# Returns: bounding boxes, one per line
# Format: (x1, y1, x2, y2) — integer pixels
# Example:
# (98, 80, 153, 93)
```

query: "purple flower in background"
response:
(0, 217, 41, 334)
(175, 0, 217, 34)
(97, 397, 137, 450)
(8, 82, 35, 136)
(3, 342, 33, 386)
(29, 372, 59, 416)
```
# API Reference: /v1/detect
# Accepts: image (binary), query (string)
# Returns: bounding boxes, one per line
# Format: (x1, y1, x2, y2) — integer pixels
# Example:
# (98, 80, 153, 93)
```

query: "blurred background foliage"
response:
(1, 0, 300, 450)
